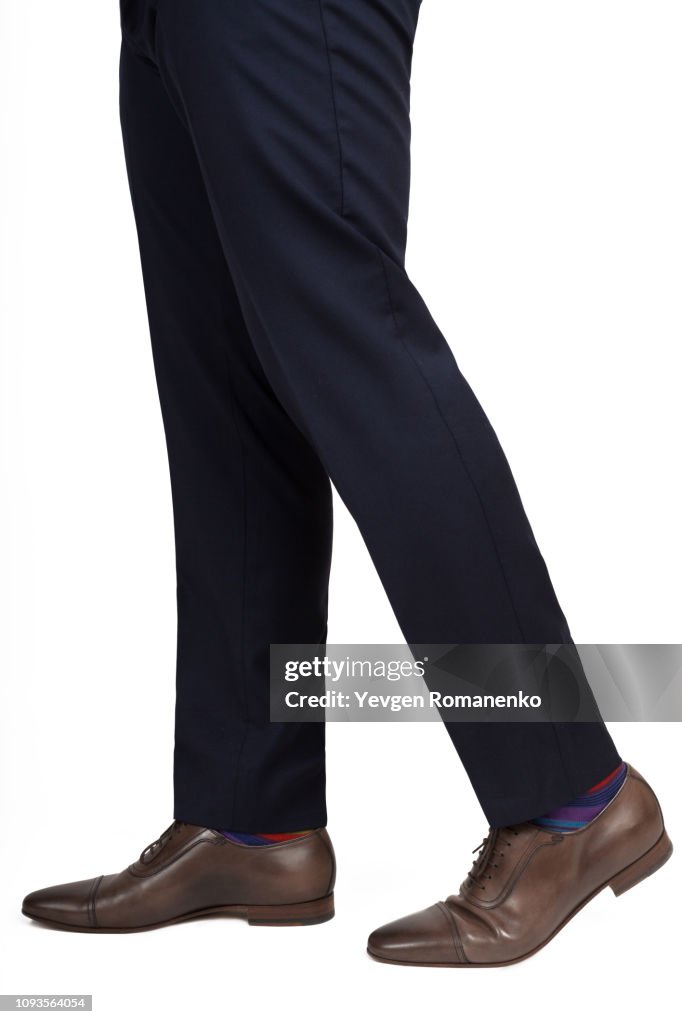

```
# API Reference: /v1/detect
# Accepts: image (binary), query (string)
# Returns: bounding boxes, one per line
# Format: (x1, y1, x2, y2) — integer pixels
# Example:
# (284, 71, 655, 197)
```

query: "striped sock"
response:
(532, 761, 628, 832)
(219, 830, 314, 846)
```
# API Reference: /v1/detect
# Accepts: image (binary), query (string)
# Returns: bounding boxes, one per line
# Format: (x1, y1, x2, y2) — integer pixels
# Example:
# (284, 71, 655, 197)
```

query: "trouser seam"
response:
(228, 367, 249, 826)
(375, 243, 527, 643)
(317, 0, 346, 217)
(205, 285, 250, 826)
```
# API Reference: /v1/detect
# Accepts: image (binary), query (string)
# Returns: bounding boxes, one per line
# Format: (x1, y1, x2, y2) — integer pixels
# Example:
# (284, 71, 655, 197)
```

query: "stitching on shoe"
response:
(437, 901, 468, 964)
(88, 875, 104, 929)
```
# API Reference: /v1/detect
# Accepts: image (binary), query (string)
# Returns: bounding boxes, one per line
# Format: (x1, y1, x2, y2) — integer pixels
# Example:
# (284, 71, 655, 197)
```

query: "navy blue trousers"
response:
(118, 0, 620, 830)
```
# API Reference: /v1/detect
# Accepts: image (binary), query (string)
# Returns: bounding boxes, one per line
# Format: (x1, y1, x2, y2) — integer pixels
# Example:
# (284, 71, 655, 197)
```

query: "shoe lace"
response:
(139, 820, 186, 864)
(465, 826, 519, 892)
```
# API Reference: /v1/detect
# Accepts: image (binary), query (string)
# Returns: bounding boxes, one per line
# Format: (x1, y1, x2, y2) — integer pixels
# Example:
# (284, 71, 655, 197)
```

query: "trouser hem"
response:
(480, 747, 624, 827)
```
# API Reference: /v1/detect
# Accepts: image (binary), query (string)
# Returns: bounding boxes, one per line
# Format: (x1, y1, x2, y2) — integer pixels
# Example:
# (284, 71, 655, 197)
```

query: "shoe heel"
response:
(609, 831, 673, 897)
(247, 893, 335, 927)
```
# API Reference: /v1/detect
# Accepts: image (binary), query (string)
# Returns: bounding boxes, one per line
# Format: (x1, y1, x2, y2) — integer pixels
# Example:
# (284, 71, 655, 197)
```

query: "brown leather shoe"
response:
(368, 763, 672, 967)
(22, 822, 335, 931)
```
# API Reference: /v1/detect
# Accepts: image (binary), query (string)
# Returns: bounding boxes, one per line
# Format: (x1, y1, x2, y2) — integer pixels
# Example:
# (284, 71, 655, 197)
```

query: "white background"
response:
(1, 1, 680, 1021)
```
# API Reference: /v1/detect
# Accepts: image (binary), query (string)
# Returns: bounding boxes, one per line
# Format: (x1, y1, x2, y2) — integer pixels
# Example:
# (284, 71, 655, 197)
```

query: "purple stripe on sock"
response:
(532, 761, 627, 833)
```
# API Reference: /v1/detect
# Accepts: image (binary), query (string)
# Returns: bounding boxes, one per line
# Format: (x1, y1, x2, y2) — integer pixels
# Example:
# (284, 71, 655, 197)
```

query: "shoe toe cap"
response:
(22, 876, 102, 929)
(368, 902, 463, 965)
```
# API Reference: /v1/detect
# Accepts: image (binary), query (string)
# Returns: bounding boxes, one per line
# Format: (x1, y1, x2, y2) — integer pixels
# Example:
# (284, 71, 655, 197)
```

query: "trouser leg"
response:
(124, 0, 620, 827)
(119, 37, 333, 830)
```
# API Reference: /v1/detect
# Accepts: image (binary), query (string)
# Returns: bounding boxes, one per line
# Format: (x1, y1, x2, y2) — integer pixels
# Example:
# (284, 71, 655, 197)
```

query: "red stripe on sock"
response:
(257, 832, 311, 842)
(586, 763, 625, 794)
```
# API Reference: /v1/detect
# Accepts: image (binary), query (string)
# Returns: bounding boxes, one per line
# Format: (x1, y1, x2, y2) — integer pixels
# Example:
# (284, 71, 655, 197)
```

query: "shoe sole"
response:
(22, 892, 335, 932)
(367, 829, 674, 968)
